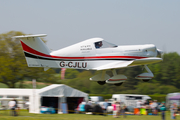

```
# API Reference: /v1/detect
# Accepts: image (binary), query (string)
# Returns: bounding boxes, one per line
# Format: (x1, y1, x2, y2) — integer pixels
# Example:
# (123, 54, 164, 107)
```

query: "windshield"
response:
(94, 41, 117, 49)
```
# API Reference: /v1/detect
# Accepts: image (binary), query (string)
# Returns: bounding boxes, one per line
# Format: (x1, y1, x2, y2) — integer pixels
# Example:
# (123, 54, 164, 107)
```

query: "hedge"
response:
(148, 95, 166, 102)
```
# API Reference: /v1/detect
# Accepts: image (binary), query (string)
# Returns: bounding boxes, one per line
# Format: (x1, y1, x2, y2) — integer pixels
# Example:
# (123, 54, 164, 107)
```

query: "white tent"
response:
(166, 92, 180, 108)
(39, 84, 88, 97)
(0, 88, 32, 109)
(0, 84, 88, 114)
(31, 84, 88, 113)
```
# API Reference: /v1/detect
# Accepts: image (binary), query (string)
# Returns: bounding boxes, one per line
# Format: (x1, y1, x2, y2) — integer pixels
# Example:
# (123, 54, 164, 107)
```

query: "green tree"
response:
(149, 52, 180, 89)
(135, 82, 179, 94)
(65, 69, 79, 79)
(0, 31, 59, 88)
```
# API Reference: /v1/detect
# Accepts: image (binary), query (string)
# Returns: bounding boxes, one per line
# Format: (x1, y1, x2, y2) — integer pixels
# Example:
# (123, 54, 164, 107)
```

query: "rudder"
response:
(13, 34, 57, 68)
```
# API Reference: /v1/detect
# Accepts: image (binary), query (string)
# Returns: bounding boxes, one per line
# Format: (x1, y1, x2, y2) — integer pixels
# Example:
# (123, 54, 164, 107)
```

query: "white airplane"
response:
(13, 34, 163, 86)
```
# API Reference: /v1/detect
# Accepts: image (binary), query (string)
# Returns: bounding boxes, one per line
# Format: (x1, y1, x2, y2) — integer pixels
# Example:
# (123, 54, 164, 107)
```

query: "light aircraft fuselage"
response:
(13, 34, 163, 86)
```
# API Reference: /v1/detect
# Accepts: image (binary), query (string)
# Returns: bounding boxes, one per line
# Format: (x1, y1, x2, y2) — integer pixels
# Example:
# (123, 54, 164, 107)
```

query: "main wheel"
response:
(142, 79, 150, 82)
(114, 82, 123, 86)
(97, 81, 106, 85)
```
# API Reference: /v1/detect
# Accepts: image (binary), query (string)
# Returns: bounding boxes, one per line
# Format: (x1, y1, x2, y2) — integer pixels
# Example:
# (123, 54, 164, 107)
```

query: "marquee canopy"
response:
(169, 95, 180, 100)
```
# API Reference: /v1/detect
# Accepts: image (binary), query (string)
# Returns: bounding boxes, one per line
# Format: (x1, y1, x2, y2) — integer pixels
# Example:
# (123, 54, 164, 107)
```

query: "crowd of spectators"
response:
(135, 100, 163, 115)
(76, 99, 127, 118)
(7, 98, 180, 119)
(76, 100, 106, 115)
(112, 101, 126, 118)
(135, 99, 180, 119)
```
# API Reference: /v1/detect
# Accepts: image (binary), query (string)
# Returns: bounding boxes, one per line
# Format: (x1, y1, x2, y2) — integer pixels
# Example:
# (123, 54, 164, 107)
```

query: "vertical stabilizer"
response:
(13, 34, 57, 68)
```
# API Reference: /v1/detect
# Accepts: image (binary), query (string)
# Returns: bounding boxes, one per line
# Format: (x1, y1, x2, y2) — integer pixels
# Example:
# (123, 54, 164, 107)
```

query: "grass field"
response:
(0, 110, 179, 120)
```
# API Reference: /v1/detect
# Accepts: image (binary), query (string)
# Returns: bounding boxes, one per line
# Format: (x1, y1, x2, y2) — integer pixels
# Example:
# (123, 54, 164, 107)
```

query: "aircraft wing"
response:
(92, 61, 134, 70)
(92, 57, 162, 70)
(130, 57, 162, 66)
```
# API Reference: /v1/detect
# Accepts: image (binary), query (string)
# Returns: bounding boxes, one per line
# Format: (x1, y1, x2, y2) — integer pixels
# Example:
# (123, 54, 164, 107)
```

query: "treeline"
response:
(0, 31, 180, 95)
(0, 31, 60, 88)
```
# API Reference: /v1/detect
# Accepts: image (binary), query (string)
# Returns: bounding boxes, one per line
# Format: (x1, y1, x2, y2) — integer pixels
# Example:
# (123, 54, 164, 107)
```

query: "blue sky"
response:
(0, 0, 180, 53)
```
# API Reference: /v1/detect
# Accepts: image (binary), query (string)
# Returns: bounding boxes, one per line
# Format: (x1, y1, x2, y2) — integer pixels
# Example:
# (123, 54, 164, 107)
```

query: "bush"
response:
(148, 95, 166, 102)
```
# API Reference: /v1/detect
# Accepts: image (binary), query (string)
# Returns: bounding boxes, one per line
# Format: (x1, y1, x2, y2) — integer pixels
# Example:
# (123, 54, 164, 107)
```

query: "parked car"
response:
(90, 96, 104, 102)
(40, 106, 56, 114)
(98, 101, 113, 113)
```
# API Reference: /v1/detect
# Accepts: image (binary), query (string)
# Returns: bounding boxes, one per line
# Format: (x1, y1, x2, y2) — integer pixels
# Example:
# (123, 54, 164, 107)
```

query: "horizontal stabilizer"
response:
(12, 34, 47, 39)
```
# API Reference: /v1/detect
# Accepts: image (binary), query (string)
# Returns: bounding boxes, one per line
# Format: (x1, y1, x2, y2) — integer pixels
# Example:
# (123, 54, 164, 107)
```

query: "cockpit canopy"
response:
(94, 40, 117, 49)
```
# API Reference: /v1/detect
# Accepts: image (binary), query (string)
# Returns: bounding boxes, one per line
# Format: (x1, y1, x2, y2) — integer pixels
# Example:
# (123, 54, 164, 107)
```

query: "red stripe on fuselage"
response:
(20, 41, 147, 60)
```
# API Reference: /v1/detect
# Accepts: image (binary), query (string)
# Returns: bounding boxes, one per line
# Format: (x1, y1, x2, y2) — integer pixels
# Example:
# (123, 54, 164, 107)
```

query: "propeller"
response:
(157, 49, 164, 60)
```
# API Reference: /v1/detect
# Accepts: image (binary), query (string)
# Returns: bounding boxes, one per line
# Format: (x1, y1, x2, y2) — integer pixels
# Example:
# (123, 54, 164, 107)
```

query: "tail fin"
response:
(13, 34, 58, 69)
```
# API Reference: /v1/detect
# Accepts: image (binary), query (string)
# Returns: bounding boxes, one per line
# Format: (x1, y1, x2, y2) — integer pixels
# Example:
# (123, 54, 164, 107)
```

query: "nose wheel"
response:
(97, 81, 106, 85)
(114, 82, 123, 86)
(142, 79, 150, 82)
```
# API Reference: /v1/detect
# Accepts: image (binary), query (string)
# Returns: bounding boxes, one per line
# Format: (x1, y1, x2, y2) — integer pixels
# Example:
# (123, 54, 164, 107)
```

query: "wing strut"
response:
(144, 65, 152, 73)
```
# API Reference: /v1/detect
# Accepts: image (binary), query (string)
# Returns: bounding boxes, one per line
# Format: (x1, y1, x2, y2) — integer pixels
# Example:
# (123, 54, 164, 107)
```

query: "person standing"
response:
(120, 102, 126, 118)
(8, 99, 16, 116)
(112, 101, 117, 118)
(149, 100, 153, 113)
(152, 100, 158, 115)
(160, 102, 166, 120)
(116, 102, 121, 118)
(170, 103, 176, 119)
(14, 99, 18, 115)
(144, 100, 149, 115)
(102, 99, 108, 115)
(136, 100, 142, 115)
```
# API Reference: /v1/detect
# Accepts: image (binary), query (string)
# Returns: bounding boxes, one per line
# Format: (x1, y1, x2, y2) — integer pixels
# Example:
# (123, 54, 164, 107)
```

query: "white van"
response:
(112, 94, 151, 112)
(89, 96, 104, 102)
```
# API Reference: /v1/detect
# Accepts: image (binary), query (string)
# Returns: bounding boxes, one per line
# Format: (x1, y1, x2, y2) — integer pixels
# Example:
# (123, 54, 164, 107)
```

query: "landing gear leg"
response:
(112, 69, 117, 76)
(97, 71, 107, 85)
(144, 65, 152, 73)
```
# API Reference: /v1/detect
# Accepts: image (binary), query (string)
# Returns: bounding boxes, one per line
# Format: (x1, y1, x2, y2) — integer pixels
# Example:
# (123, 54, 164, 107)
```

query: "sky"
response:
(0, 0, 180, 53)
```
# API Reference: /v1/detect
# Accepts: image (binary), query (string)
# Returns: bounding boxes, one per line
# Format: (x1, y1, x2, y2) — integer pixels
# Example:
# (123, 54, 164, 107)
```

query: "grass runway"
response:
(0, 110, 179, 120)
